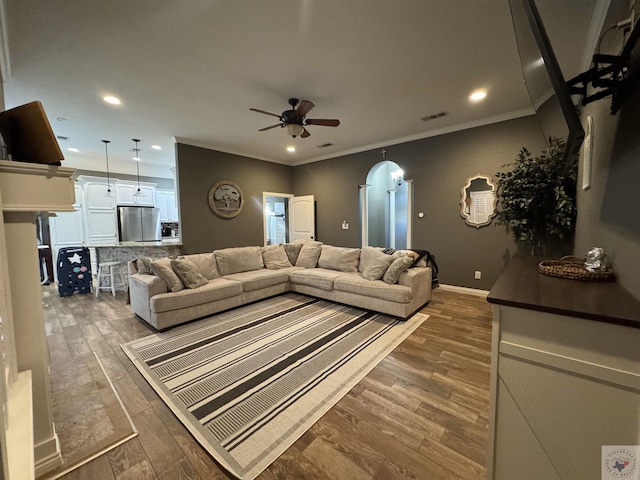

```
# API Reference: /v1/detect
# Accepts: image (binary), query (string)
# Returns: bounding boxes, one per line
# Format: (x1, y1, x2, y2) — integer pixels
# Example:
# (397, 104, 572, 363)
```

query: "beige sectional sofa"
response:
(128, 242, 433, 330)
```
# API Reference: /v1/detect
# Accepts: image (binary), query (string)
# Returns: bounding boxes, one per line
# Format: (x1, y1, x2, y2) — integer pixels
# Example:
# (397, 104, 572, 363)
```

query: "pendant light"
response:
(102, 139, 112, 195)
(132, 138, 143, 197)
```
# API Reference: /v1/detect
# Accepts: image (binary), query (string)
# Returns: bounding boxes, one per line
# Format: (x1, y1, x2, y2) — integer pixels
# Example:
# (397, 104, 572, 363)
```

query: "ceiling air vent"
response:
(56, 135, 70, 141)
(421, 111, 448, 122)
(317, 143, 334, 148)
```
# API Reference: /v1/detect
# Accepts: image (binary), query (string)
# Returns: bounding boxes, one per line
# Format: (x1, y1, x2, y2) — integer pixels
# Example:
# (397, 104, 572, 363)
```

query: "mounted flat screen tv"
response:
(509, 0, 585, 164)
(0, 101, 64, 164)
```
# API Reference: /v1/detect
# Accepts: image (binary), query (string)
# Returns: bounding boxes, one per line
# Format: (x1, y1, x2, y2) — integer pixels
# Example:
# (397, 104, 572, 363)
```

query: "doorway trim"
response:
(262, 192, 293, 246)
(359, 162, 413, 249)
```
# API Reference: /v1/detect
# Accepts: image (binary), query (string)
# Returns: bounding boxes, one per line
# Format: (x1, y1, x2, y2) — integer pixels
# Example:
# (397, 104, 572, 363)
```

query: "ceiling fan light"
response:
(286, 123, 304, 138)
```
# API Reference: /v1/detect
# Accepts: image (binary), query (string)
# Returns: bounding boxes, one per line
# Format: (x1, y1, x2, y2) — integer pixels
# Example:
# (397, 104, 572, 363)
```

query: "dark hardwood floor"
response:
(42, 286, 492, 480)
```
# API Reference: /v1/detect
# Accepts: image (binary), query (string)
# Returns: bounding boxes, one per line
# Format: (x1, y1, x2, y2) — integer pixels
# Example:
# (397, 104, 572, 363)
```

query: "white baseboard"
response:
(438, 284, 489, 298)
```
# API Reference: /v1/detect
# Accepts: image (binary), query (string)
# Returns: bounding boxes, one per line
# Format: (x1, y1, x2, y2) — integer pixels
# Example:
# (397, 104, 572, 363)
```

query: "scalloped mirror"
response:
(460, 174, 497, 228)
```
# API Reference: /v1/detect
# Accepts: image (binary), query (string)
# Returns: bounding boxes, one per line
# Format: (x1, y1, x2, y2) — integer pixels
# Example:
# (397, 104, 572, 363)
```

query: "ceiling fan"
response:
(250, 98, 340, 138)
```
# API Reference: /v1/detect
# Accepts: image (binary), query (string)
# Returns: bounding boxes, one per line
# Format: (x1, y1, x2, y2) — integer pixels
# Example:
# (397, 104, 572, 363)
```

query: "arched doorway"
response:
(360, 160, 413, 248)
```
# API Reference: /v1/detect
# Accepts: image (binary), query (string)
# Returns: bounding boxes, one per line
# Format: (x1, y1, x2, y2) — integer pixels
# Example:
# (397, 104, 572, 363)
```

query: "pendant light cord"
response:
(133, 138, 141, 193)
(102, 140, 111, 192)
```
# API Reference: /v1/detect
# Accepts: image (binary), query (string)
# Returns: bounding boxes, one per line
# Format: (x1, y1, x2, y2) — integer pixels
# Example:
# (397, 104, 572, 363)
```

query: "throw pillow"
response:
(358, 246, 384, 273)
(361, 249, 396, 281)
(382, 255, 414, 284)
(283, 243, 303, 266)
(170, 258, 209, 289)
(136, 256, 153, 275)
(150, 257, 184, 292)
(261, 244, 293, 269)
(317, 245, 361, 272)
(295, 243, 323, 268)
(186, 253, 219, 280)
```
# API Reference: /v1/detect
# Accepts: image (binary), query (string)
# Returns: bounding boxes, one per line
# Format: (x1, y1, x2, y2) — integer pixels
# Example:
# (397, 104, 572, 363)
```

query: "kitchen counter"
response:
(87, 241, 184, 269)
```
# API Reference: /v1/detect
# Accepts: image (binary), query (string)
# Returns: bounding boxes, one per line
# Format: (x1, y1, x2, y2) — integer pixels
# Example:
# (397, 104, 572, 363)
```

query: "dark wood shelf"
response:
(487, 255, 640, 329)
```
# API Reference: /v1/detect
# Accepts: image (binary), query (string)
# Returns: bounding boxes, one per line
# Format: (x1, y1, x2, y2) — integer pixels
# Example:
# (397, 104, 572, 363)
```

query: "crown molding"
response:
(291, 108, 535, 166)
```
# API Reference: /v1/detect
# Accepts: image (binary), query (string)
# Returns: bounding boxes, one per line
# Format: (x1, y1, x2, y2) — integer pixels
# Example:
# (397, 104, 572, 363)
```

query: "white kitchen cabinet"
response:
(156, 189, 178, 222)
(49, 182, 84, 247)
(77, 176, 118, 245)
(116, 180, 156, 206)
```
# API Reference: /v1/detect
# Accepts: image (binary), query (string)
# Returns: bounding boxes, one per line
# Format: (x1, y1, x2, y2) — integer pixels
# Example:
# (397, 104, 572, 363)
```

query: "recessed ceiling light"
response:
(103, 96, 121, 105)
(287, 146, 296, 152)
(67, 147, 79, 153)
(151, 145, 162, 150)
(469, 90, 487, 102)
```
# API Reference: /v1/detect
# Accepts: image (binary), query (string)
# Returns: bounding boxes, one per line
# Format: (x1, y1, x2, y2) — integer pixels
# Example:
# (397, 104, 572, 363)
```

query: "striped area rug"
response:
(122, 293, 427, 480)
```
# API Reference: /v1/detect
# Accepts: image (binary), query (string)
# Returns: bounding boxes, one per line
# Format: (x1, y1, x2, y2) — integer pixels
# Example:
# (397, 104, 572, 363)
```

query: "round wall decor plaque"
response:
(208, 180, 244, 218)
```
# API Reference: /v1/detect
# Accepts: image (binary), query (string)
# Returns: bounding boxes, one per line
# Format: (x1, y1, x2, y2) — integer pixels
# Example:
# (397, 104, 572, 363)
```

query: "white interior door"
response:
(288, 195, 315, 242)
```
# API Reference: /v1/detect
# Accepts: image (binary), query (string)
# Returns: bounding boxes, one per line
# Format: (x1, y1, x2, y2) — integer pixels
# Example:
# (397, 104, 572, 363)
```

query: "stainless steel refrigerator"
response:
(118, 206, 161, 242)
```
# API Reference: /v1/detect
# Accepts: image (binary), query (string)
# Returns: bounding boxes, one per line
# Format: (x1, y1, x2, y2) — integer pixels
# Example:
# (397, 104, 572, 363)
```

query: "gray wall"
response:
(293, 115, 548, 289)
(574, 2, 640, 300)
(176, 144, 293, 254)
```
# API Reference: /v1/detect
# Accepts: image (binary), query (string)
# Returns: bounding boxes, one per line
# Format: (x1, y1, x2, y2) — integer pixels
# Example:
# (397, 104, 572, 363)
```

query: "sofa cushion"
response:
(317, 245, 360, 272)
(283, 243, 303, 265)
(261, 244, 293, 269)
(214, 246, 264, 275)
(185, 253, 219, 280)
(295, 243, 323, 268)
(360, 248, 396, 281)
(224, 269, 291, 292)
(289, 268, 345, 291)
(151, 277, 243, 313)
(171, 258, 209, 289)
(383, 255, 414, 284)
(150, 257, 184, 292)
(334, 273, 413, 303)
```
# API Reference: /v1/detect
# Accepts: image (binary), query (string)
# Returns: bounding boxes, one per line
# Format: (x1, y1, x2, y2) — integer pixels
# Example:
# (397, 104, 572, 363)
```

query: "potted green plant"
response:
(495, 137, 578, 255)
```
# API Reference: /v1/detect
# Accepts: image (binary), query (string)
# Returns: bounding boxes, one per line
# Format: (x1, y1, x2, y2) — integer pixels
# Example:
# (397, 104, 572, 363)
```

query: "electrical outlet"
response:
(342, 221, 349, 230)
(474, 271, 482, 280)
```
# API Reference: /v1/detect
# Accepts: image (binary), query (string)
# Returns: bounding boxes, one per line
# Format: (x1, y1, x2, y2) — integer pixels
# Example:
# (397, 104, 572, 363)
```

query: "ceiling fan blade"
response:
(301, 127, 311, 138)
(296, 100, 315, 117)
(305, 118, 340, 127)
(258, 124, 282, 131)
(250, 108, 282, 119)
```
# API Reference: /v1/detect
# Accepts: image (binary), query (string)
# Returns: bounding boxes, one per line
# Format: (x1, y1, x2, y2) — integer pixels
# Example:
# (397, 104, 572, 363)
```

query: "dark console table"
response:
(486, 256, 640, 480)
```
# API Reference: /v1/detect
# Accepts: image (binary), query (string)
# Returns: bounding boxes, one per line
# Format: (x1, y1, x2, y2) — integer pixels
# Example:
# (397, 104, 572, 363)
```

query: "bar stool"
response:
(95, 261, 126, 297)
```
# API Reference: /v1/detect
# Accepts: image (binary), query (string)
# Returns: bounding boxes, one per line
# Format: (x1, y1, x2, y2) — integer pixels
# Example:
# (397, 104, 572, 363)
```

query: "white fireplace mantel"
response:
(0, 160, 77, 478)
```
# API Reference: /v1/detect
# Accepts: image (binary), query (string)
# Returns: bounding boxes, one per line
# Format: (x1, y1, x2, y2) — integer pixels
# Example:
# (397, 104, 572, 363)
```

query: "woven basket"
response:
(538, 256, 615, 282)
